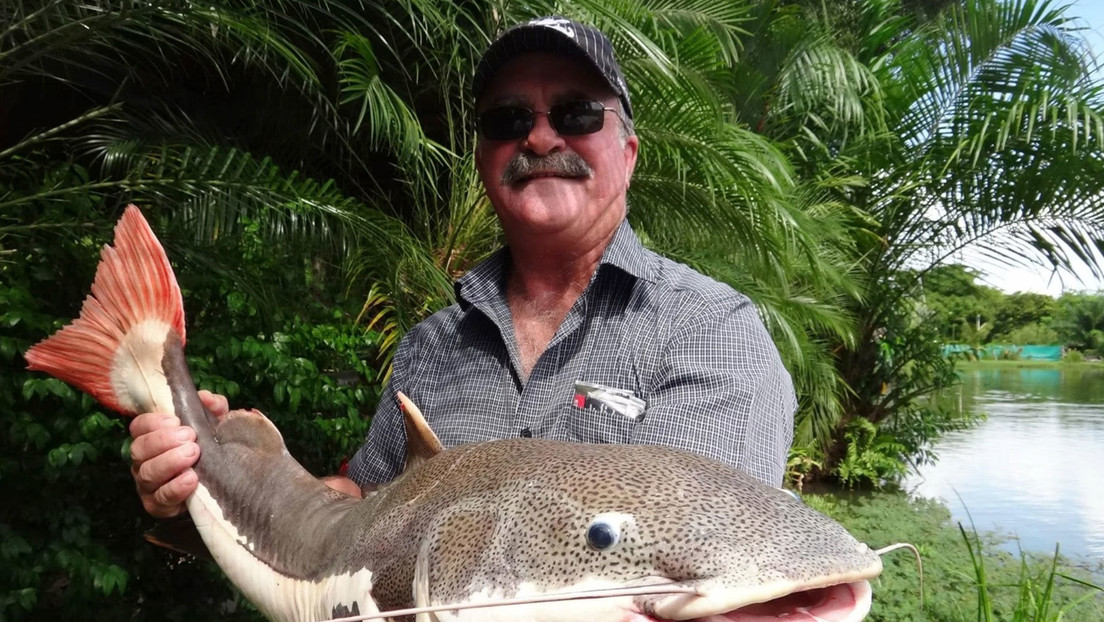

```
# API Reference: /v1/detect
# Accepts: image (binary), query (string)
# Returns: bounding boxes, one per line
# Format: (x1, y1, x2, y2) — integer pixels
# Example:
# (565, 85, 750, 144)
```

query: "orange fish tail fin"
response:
(25, 205, 186, 416)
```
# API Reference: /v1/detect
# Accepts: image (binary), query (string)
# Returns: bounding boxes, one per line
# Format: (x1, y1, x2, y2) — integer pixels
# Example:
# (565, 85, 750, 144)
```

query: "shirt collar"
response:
(456, 219, 655, 307)
(599, 219, 654, 283)
(455, 246, 508, 308)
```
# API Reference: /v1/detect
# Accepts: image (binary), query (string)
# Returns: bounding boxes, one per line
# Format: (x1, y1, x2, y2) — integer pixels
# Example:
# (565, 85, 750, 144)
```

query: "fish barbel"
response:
(26, 206, 883, 621)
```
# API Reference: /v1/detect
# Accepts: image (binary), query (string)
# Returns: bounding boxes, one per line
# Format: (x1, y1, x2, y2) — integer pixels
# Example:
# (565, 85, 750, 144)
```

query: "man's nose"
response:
(522, 112, 566, 156)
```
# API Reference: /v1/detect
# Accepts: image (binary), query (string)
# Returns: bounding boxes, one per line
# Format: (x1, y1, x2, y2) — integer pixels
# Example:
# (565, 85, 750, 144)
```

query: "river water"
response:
(904, 366, 1104, 563)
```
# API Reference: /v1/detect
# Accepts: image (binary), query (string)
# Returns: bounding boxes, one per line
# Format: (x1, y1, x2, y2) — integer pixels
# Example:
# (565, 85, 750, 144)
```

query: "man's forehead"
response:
(478, 53, 616, 105)
(482, 88, 614, 108)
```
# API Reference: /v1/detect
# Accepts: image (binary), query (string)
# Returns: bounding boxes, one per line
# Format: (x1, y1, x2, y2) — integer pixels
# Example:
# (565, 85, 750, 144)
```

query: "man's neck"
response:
(504, 215, 621, 294)
(503, 220, 621, 379)
(507, 245, 601, 301)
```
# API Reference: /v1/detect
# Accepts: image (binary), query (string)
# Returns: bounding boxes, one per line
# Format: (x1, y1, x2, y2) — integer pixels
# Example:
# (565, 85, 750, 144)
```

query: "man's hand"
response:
(129, 390, 227, 518)
(129, 391, 363, 517)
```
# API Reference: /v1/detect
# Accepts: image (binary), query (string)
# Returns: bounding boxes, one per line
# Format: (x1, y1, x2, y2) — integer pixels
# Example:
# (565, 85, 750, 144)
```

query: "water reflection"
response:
(965, 367, 1104, 404)
(906, 366, 1104, 562)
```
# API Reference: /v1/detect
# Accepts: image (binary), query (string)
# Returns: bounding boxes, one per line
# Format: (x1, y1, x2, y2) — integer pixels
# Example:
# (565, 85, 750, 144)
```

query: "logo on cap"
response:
(529, 17, 577, 38)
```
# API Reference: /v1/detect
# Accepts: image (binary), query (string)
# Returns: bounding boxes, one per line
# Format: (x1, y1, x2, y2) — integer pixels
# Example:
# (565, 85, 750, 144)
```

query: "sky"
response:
(959, 0, 1104, 296)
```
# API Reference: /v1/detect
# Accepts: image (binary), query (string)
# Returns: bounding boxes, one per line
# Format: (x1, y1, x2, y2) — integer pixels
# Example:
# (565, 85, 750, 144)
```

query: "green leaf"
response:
(289, 387, 301, 413)
(15, 587, 37, 610)
(24, 422, 51, 449)
(94, 565, 129, 595)
(68, 441, 97, 466)
(1, 534, 31, 560)
(46, 446, 69, 468)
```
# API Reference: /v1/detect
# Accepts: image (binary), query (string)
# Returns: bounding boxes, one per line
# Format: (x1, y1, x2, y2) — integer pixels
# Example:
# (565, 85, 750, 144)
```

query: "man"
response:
(129, 17, 796, 518)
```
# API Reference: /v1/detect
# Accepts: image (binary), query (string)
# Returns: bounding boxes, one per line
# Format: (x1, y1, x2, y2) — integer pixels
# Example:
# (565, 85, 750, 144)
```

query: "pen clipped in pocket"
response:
(573, 380, 646, 422)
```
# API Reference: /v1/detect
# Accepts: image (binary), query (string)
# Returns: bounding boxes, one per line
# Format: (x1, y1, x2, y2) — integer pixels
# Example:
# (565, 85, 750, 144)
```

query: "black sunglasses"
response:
(477, 100, 619, 141)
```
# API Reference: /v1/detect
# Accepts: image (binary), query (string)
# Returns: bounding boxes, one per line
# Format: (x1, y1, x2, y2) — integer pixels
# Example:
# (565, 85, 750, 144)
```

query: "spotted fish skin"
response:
(322, 439, 881, 619)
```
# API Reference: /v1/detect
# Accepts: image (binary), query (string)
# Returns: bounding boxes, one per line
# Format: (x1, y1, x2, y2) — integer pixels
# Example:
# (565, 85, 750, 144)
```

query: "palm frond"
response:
(864, 0, 1104, 283)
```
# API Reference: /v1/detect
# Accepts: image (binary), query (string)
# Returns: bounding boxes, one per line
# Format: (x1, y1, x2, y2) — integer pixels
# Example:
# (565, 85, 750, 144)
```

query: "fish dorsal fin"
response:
(397, 391, 442, 472)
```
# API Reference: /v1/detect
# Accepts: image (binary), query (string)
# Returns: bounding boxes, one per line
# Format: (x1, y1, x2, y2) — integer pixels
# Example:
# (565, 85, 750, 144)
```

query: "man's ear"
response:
(623, 134, 639, 186)
(475, 138, 488, 173)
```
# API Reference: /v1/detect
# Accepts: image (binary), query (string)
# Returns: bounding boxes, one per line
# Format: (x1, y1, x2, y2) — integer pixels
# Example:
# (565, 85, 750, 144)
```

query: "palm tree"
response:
(694, 0, 1104, 477)
(794, 0, 1104, 473)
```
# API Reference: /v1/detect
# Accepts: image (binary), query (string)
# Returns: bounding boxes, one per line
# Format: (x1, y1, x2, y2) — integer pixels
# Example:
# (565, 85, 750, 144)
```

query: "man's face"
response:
(475, 53, 638, 239)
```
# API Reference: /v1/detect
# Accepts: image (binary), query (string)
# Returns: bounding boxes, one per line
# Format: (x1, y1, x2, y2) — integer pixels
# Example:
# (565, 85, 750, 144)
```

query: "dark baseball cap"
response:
(472, 16, 633, 120)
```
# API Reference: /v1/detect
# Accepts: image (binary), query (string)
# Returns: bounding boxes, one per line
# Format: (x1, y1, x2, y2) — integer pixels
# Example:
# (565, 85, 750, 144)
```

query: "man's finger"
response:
(198, 390, 229, 417)
(145, 469, 199, 519)
(134, 442, 200, 495)
(130, 425, 196, 464)
(321, 475, 364, 499)
(129, 411, 182, 439)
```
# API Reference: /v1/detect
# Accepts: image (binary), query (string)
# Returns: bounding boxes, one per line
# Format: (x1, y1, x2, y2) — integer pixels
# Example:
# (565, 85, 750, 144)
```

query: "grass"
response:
(961, 524, 1104, 622)
(803, 491, 1104, 621)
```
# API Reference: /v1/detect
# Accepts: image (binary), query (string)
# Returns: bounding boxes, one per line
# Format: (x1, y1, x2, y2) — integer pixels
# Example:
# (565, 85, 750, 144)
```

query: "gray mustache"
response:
(501, 152, 593, 185)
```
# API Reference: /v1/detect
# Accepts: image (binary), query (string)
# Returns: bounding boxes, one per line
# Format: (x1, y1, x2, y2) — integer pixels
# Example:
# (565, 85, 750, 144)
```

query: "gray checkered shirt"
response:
(346, 220, 796, 487)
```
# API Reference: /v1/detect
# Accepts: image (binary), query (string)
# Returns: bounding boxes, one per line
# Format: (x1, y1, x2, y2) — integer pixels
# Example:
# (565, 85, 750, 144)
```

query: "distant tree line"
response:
(918, 264, 1104, 356)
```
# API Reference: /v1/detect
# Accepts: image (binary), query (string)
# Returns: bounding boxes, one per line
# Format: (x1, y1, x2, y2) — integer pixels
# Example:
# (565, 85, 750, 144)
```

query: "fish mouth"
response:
(637, 577, 873, 622)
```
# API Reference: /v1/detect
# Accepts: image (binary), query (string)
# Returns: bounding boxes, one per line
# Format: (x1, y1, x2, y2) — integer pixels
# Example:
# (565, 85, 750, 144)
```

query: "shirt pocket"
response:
(553, 402, 639, 445)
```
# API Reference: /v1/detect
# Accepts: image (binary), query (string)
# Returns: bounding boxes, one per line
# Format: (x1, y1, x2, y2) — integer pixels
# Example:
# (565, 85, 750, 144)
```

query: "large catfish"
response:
(26, 206, 884, 622)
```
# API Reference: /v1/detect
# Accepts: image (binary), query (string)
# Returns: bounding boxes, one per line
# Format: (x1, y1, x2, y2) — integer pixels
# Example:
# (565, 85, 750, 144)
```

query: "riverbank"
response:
(804, 491, 1104, 621)
(957, 359, 1104, 370)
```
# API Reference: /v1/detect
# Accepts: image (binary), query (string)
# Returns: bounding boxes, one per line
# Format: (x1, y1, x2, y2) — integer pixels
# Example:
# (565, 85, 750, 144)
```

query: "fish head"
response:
(408, 439, 882, 622)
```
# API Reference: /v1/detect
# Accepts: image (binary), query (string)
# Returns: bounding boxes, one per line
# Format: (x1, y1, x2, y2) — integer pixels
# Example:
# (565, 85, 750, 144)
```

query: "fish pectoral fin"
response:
(143, 514, 214, 562)
(213, 408, 286, 455)
(397, 391, 443, 473)
(412, 505, 509, 619)
(413, 542, 435, 622)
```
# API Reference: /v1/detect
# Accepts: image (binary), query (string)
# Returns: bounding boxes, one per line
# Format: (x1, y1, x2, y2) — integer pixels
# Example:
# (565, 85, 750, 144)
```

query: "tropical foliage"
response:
(4, 0, 1104, 617)
(792, 0, 1104, 479)
(1054, 291, 1104, 354)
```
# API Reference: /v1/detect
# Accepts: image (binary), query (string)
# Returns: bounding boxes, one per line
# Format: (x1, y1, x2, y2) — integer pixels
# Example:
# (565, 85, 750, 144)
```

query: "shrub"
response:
(1002, 323, 1060, 345)
(1063, 349, 1085, 363)
(834, 419, 910, 488)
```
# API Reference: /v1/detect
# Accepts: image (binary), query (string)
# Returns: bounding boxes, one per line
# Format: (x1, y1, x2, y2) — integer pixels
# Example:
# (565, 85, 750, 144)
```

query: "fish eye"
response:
(586, 520, 620, 551)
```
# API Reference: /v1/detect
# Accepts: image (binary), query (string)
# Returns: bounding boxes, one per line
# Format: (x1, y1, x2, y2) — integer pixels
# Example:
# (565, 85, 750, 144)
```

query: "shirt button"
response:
(519, 428, 532, 438)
